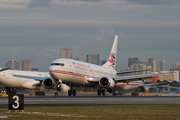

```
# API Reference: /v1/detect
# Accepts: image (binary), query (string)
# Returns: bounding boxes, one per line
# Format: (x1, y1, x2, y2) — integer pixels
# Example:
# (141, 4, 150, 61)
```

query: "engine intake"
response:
(140, 86, 149, 92)
(99, 76, 115, 88)
(43, 78, 54, 89)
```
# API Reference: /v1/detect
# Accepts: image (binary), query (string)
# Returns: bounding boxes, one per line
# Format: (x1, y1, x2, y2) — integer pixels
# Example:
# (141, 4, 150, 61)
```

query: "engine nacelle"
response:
(140, 86, 149, 92)
(43, 78, 54, 89)
(99, 76, 115, 89)
(60, 84, 70, 93)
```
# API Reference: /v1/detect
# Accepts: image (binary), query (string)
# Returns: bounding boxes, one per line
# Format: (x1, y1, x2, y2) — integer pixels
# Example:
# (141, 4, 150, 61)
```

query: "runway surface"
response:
(1, 95, 180, 108)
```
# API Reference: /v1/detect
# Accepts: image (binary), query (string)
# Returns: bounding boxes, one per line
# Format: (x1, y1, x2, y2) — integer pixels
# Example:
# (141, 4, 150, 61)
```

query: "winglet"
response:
(102, 35, 118, 69)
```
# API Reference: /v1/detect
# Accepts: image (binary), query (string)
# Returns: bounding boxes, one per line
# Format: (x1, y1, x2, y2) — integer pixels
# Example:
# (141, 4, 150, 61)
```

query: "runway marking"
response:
(6, 111, 87, 118)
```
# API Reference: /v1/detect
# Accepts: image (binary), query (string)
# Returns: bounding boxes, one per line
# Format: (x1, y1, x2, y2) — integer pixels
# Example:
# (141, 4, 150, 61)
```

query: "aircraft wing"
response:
(117, 69, 151, 75)
(142, 82, 170, 86)
(21, 81, 41, 89)
(114, 72, 170, 83)
(13, 74, 49, 81)
(0, 68, 10, 72)
(87, 72, 171, 84)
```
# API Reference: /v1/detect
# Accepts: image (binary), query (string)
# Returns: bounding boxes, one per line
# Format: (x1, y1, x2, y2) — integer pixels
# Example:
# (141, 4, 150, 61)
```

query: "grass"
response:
(0, 105, 180, 120)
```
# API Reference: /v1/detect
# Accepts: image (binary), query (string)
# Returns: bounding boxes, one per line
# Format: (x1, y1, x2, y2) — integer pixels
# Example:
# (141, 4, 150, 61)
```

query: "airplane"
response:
(111, 81, 170, 96)
(0, 68, 70, 96)
(49, 35, 171, 96)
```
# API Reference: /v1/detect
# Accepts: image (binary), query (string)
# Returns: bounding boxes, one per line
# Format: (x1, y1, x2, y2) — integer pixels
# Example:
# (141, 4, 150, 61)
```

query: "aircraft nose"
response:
(49, 66, 56, 78)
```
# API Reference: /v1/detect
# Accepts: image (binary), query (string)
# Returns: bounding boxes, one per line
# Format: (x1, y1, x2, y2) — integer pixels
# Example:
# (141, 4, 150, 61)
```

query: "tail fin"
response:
(102, 35, 118, 69)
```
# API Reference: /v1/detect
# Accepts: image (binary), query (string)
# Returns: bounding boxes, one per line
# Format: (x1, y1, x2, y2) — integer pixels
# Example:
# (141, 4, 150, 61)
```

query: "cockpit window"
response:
(51, 63, 64, 66)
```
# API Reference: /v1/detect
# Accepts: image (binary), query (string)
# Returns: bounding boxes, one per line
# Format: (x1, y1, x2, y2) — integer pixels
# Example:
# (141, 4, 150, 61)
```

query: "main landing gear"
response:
(131, 88, 140, 96)
(55, 92, 58, 97)
(68, 83, 76, 96)
(131, 93, 139, 96)
(5, 87, 16, 95)
(97, 89, 106, 96)
(68, 90, 76, 96)
(35, 91, 45, 96)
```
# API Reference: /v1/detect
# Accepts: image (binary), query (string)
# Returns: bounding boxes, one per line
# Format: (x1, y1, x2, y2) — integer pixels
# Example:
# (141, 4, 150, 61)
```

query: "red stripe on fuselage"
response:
(50, 69, 91, 78)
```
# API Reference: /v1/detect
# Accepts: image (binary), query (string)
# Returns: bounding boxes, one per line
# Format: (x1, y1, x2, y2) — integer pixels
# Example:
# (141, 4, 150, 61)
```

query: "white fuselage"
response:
(0, 70, 49, 89)
(49, 58, 117, 86)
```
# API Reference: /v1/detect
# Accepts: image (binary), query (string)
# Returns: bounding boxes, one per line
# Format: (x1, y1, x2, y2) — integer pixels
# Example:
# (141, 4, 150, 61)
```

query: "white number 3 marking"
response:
(12, 95, 19, 109)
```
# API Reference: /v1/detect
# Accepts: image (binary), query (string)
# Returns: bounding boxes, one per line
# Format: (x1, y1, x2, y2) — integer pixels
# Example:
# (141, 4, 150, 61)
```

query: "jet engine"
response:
(99, 76, 115, 89)
(140, 86, 149, 92)
(43, 78, 54, 89)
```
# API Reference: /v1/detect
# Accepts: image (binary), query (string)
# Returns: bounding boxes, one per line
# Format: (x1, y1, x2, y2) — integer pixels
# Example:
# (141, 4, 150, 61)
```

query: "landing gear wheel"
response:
(42, 91, 45, 96)
(36, 91, 45, 96)
(55, 92, 58, 97)
(73, 90, 76, 96)
(35, 91, 38, 96)
(132, 93, 139, 96)
(102, 89, 106, 96)
(112, 91, 117, 96)
(97, 89, 101, 96)
(68, 90, 72, 96)
(39, 92, 41, 96)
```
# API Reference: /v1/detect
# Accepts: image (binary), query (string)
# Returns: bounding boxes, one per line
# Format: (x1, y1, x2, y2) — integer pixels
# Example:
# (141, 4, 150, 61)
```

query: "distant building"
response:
(123, 67, 131, 76)
(148, 58, 153, 64)
(128, 58, 138, 67)
(173, 70, 179, 82)
(151, 75, 159, 83)
(130, 63, 151, 75)
(6, 60, 20, 70)
(175, 63, 180, 69)
(86, 54, 100, 65)
(101, 59, 108, 65)
(74, 56, 84, 62)
(151, 60, 165, 72)
(31, 66, 39, 71)
(22, 60, 32, 71)
(158, 70, 179, 82)
(170, 63, 180, 81)
(124, 67, 130, 71)
(60, 48, 73, 59)
(115, 67, 121, 72)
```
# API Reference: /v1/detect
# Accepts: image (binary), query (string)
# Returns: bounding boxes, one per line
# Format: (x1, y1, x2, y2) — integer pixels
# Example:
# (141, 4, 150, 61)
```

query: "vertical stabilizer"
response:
(102, 35, 118, 69)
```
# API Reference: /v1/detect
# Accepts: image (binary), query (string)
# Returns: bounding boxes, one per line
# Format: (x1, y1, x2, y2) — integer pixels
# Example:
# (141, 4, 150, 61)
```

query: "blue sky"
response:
(0, 0, 180, 71)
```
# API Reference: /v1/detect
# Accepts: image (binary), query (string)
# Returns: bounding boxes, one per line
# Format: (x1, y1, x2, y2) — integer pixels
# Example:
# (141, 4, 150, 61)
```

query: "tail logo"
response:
(108, 52, 116, 69)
